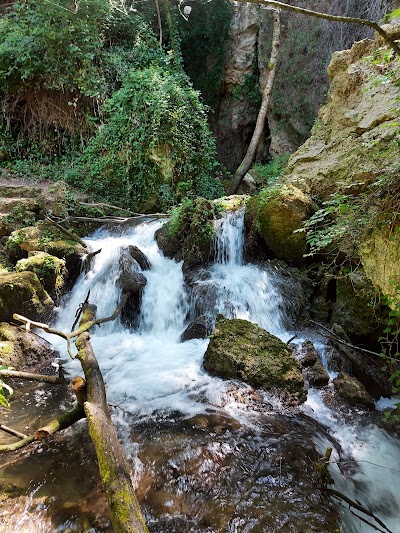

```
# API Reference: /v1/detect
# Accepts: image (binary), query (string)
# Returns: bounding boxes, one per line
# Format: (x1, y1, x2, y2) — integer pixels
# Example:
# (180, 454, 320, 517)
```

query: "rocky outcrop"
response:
(296, 340, 329, 388)
(6, 220, 85, 282)
(0, 271, 53, 322)
(283, 24, 400, 200)
(204, 315, 306, 404)
(15, 252, 67, 299)
(0, 321, 56, 371)
(245, 184, 316, 265)
(117, 249, 147, 327)
(333, 372, 375, 407)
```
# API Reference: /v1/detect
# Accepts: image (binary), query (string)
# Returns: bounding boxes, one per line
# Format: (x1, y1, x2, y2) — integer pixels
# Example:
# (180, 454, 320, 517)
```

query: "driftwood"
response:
(0, 424, 28, 439)
(59, 214, 167, 225)
(0, 369, 61, 384)
(75, 302, 148, 532)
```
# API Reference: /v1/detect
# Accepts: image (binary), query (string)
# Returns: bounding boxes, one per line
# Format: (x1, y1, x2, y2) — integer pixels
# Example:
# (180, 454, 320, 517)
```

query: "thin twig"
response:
(0, 369, 61, 384)
(0, 424, 28, 439)
(309, 319, 381, 358)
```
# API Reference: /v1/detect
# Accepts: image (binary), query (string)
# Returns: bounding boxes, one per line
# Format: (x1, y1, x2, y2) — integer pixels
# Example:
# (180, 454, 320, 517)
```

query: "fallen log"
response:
(13, 294, 148, 532)
(75, 303, 148, 533)
(0, 369, 61, 384)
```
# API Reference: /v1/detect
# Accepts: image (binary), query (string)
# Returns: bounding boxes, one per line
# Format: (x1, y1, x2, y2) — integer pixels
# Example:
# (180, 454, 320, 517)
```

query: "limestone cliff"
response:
(283, 24, 400, 300)
(213, 0, 387, 170)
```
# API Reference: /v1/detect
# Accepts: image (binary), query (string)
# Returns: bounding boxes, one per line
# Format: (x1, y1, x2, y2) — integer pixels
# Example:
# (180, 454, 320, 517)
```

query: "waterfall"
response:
(33, 211, 400, 532)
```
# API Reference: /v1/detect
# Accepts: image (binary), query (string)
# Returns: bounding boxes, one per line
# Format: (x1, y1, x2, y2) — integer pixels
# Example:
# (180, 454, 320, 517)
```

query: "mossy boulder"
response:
(16, 252, 67, 299)
(156, 197, 218, 269)
(204, 316, 306, 403)
(331, 270, 386, 338)
(0, 321, 56, 370)
(0, 271, 53, 322)
(245, 184, 316, 265)
(6, 221, 85, 282)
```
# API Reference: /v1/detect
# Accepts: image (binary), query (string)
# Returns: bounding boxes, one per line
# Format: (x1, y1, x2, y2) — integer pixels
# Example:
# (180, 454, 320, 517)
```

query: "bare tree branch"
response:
(238, 0, 400, 55)
(0, 369, 61, 384)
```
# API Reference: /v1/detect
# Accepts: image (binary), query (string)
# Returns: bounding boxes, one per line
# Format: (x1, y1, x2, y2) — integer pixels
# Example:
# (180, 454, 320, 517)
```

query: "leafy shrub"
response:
(66, 66, 223, 210)
(251, 154, 290, 187)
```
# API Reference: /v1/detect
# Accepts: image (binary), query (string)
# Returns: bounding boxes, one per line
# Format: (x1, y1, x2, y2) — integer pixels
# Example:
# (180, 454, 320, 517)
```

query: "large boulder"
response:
(0, 271, 54, 322)
(15, 252, 67, 299)
(282, 26, 400, 200)
(245, 184, 316, 265)
(6, 221, 85, 282)
(0, 322, 56, 371)
(204, 316, 306, 404)
(127, 245, 151, 271)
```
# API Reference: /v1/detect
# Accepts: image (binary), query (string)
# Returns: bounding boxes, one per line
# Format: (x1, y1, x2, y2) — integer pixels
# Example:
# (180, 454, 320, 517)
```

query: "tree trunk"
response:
(228, 10, 281, 195)
(75, 303, 149, 533)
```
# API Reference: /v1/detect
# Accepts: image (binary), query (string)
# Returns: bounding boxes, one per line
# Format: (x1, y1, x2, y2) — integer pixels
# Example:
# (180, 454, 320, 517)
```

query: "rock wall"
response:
(212, 0, 388, 170)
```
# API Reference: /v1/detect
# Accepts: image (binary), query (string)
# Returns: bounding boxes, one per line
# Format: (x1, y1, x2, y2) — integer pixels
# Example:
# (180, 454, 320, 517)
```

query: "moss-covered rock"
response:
(156, 197, 218, 269)
(16, 252, 67, 299)
(204, 315, 306, 403)
(0, 244, 13, 275)
(331, 270, 386, 338)
(0, 321, 56, 370)
(6, 221, 85, 282)
(245, 184, 316, 265)
(0, 271, 53, 322)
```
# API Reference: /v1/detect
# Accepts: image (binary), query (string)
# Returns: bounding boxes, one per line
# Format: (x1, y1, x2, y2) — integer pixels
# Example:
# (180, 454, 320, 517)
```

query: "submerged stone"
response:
(204, 315, 306, 403)
(180, 315, 213, 342)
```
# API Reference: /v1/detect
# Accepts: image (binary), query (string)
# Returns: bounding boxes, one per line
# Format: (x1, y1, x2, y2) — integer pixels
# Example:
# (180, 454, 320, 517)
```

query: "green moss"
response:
(16, 252, 67, 298)
(246, 184, 316, 265)
(204, 316, 305, 401)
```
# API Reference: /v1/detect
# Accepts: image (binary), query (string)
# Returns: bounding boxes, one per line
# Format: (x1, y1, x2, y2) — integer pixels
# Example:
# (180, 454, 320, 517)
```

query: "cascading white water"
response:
(42, 211, 400, 532)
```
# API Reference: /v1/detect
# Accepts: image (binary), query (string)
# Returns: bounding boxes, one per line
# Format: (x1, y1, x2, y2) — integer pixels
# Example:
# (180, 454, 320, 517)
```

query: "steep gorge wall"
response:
(209, 0, 389, 171)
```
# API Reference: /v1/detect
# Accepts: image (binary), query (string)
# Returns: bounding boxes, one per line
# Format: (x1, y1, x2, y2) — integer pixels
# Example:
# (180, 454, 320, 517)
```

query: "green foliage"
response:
(251, 154, 290, 187)
(380, 285, 400, 424)
(299, 173, 400, 260)
(178, 0, 233, 108)
(65, 65, 222, 210)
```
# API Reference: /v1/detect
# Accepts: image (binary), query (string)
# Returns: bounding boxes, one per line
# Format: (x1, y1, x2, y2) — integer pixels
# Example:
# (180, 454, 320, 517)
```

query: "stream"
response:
(1, 211, 400, 532)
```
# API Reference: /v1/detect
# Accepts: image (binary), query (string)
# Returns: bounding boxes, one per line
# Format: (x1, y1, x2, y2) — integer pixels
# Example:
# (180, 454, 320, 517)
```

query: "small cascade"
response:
(12, 212, 400, 532)
(212, 208, 245, 266)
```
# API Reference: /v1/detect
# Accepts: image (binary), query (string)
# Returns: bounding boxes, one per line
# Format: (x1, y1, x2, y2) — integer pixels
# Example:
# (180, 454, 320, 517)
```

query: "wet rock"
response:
(15, 252, 67, 300)
(329, 324, 391, 398)
(245, 184, 317, 266)
(127, 245, 151, 270)
(0, 321, 56, 371)
(0, 271, 53, 322)
(6, 221, 85, 283)
(331, 270, 386, 338)
(117, 251, 147, 327)
(297, 340, 319, 368)
(0, 244, 13, 274)
(305, 360, 330, 388)
(180, 315, 213, 342)
(333, 372, 374, 407)
(204, 315, 306, 404)
(185, 268, 218, 319)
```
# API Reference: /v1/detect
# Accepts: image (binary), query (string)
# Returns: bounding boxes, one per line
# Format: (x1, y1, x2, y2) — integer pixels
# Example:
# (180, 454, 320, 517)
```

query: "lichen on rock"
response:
(204, 315, 306, 403)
